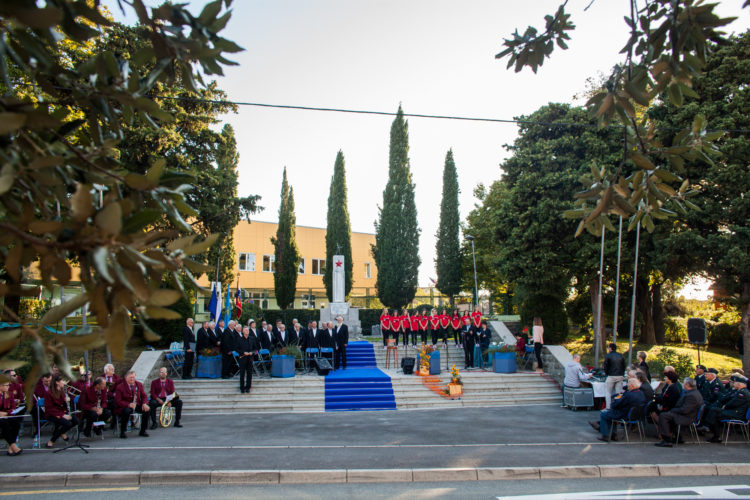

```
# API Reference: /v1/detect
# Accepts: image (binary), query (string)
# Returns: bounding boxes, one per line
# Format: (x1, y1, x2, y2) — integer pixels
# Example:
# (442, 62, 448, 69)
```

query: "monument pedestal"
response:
(320, 303, 361, 334)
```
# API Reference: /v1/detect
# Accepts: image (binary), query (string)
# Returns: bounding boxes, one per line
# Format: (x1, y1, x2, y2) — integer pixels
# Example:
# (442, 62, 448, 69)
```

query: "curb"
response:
(2, 463, 748, 487)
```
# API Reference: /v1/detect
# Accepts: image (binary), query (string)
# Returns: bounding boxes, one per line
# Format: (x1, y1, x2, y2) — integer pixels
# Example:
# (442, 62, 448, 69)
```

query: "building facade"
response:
(196, 220, 378, 311)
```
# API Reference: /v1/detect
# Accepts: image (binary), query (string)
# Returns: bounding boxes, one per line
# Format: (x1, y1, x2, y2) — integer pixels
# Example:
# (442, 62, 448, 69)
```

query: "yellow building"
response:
(197, 220, 378, 310)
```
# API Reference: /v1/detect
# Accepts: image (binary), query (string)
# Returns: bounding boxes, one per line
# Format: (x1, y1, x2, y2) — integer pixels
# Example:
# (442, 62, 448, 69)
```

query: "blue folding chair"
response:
(32, 396, 51, 449)
(304, 348, 319, 372)
(254, 349, 272, 377)
(721, 407, 750, 445)
(610, 405, 645, 442)
(676, 404, 705, 447)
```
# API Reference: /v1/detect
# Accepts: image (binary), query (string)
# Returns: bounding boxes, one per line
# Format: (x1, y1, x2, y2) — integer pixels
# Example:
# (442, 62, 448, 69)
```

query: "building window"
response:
(311, 258, 326, 275)
(365, 262, 371, 279)
(262, 254, 275, 273)
(238, 253, 255, 271)
(298, 258, 305, 274)
(301, 294, 316, 308)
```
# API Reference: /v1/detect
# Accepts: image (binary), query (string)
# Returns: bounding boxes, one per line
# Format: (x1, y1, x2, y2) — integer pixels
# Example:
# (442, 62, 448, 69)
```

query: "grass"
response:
(563, 336, 742, 378)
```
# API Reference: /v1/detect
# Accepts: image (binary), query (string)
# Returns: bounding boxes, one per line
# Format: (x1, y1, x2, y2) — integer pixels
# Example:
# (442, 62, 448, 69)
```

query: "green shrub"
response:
(649, 347, 694, 379)
(708, 322, 740, 348)
(664, 317, 687, 344)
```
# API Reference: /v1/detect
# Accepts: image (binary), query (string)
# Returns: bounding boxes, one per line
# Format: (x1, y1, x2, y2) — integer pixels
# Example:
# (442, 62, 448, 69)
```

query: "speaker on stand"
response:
(687, 318, 707, 366)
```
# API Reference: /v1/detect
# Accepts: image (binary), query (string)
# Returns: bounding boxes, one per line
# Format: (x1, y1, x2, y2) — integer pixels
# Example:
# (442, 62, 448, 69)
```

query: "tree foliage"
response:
(435, 149, 461, 302)
(272, 168, 300, 310)
(324, 150, 353, 301)
(0, 0, 242, 398)
(372, 106, 420, 309)
(498, 1, 739, 236)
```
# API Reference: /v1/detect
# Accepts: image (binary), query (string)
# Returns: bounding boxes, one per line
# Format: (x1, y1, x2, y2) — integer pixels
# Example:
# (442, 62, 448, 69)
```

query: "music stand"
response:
(54, 410, 89, 454)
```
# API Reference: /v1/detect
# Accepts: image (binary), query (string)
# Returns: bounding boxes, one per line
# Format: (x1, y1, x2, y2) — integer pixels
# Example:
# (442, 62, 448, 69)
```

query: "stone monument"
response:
(320, 254, 361, 333)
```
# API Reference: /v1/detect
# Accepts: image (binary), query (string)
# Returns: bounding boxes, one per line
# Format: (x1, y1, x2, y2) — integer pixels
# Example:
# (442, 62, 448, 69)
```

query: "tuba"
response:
(159, 392, 177, 427)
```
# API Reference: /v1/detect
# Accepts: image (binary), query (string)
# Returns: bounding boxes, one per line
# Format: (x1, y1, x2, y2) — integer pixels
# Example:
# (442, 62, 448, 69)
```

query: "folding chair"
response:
(721, 407, 750, 446)
(254, 349, 272, 377)
(521, 345, 535, 370)
(304, 348, 319, 373)
(609, 405, 645, 442)
(165, 351, 184, 378)
(676, 404, 705, 447)
(231, 351, 241, 378)
(319, 347, 334, 368)
(32, 396, 51, 449)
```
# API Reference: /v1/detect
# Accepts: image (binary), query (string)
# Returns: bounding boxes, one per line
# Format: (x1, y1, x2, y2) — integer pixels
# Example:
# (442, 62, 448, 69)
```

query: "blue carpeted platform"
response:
(325, 342, 396, 411)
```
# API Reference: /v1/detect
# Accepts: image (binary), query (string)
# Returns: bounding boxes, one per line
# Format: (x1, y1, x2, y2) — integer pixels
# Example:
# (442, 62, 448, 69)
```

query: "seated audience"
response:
(705, 374, 750, 443)
(637, 351, 651, 382)
(589, 377, 646, 442)
(654, 377, 703, 447)
(649, 371, 681, 423)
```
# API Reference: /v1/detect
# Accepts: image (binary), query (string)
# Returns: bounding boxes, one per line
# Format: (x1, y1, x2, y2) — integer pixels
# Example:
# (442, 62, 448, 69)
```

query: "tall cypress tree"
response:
(324, 150, 353, 301)
(272, 168, 300, 309)
(435, 149, 461, 303)
(372, 106, 420, 308)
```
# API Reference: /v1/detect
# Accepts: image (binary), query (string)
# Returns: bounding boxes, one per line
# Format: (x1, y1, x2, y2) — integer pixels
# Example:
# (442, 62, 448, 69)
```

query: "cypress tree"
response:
(435, 149, 461, 303)
(324, 150, 353, 301)
(272, 168, 300, 309)
(372, 106, 420, 308)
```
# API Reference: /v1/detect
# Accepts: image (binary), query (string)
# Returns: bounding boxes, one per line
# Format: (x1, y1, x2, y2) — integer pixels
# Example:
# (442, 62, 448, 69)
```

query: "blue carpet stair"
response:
(325, 341, 396, 411)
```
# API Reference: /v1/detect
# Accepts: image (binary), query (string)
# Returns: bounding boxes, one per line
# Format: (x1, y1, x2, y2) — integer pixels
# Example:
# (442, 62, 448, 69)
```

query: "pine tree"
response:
(324, 150, 353, 301)
(435, 149, 461, 303)
(372, 106, 420, 308)
(272, 168, 300, 309)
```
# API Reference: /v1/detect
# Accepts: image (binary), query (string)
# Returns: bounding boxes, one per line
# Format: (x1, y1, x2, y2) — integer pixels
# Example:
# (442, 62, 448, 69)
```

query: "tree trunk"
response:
(637, 277, 655, 345)
(590, 277, 605, 362)
(742, 280, 750, 375)
(652, 281, 665, 344)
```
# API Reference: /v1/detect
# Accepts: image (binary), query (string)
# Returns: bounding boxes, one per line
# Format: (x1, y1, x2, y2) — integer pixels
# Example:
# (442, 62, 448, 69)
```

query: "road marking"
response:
(497, 485, 750, 499)
(0, 487, 139, 497)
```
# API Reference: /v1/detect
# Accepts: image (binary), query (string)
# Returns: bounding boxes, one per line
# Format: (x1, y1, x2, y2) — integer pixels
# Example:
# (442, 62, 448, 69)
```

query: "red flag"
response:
(235, 277, 242, 318)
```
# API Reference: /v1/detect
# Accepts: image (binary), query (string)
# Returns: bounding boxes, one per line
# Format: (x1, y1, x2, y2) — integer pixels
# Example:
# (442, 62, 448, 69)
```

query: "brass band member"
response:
(0, 380, 23, 456)
(114, 370, 150, 438)
(80, 377, 111, 437)
(45, 374, 79, 449)
(149, 367, 183, 429)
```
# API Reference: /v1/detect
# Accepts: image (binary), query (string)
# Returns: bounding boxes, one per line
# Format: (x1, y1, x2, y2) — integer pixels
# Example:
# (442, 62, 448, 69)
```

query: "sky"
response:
(103, 0, 749, 287)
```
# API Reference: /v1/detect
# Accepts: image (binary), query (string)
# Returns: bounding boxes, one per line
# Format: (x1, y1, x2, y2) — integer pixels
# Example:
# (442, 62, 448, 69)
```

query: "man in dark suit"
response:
(590, 377, 646, 442)
(333, 316, 349, 370)
(302, 321, 320, 351)
(461, 317, 476, 369)
(182, 318, 196, 380)
(272, 319, 283, 339)
(196, 321, 209, 354)
(207, 321, 220, 348)
(220, 320, 236, 379)
(237, 326, 258, 393)
(288, 323, 302, 347)
(655, 377, 704, 447)
(274, 323, 295, 349)
(259, 323, 274, 351)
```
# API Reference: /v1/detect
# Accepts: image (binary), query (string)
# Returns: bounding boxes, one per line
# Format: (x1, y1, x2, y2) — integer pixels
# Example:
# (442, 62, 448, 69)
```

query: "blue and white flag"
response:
(208, 283, 218, 321)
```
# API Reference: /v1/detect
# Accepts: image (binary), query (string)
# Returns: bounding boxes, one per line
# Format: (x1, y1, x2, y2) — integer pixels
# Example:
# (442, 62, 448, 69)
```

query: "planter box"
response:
(448, 383, 463, 396)
(272, 355, 296, 378)
(493, 352, 517, 373)
(196, 355, 221, 378)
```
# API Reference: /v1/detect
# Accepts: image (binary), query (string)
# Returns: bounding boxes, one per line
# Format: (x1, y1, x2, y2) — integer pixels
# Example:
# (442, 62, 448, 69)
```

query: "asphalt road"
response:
(2, 477, 750, 499)
(5, 405, 749, 473)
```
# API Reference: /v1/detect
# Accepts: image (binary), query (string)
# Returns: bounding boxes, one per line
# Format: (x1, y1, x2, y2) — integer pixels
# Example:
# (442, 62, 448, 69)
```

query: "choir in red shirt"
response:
(379, 307, 483, 350)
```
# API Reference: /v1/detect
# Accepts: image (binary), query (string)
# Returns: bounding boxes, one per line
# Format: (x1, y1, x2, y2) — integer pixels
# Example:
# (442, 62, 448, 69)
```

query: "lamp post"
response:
(465, 235, 478, 308)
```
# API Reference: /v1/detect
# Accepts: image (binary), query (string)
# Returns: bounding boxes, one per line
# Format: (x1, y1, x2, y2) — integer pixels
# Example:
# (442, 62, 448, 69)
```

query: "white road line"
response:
(497, 484, 750, 499)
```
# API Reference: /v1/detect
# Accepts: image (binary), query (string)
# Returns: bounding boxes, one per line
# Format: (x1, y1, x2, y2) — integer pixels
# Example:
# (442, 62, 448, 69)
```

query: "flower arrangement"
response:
(418, 344, 433, 375)
(200, 347, 219, 357)
(450, 364, 462, 386)
(275, 344, 302, 359)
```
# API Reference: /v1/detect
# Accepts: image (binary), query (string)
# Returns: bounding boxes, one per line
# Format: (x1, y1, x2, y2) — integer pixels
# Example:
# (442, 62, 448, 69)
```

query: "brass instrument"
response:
(159, 392, 178, 427)
(129, 384, 141, 429)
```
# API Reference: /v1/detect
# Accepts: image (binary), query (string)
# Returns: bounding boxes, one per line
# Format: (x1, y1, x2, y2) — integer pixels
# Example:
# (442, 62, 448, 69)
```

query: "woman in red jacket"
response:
(45, 375, 79, 448)
(380, 308, 391, 349)
(450, 309, 461, 348)
(0, 380, 23, 455)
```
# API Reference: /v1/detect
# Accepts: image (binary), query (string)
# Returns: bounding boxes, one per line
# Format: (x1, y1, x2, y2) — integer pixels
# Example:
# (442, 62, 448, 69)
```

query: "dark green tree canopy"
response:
(435, 149, 461, 301)
(272, 168, 300, 310)
(324, 150, 353, 301)
(372, 106, 420, 309)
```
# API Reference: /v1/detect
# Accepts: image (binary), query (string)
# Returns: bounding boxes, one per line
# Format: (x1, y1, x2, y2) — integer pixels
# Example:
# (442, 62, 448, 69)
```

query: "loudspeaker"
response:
(687, 318, 707, 345)
(314, 357, 332, 375)
(401, 357, 415, 375)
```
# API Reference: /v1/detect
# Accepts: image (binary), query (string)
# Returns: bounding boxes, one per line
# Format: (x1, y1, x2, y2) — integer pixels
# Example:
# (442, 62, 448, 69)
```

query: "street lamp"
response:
(465, 235, 478, 308)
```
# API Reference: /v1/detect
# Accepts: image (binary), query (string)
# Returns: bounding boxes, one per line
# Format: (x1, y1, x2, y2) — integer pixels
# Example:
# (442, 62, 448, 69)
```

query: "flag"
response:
(235, 277, 242, 319)
(224, 284, 232, 323)
(208, 283, 220, 321)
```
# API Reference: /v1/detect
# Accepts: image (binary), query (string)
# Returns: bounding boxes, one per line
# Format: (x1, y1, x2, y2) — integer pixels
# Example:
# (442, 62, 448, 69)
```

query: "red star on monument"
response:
(335, 260, 342, 267)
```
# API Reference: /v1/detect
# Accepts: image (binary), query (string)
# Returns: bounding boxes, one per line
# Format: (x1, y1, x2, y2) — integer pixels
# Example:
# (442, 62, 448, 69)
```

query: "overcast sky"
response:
(103, 1, 748, 286)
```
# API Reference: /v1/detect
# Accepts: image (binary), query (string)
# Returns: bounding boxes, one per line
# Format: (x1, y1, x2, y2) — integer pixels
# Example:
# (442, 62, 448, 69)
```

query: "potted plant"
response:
(272, 345, 300, 378)
(196, 347, 221, 378)
(445, 364, 463, 396)
(491, 344, 517, 373)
